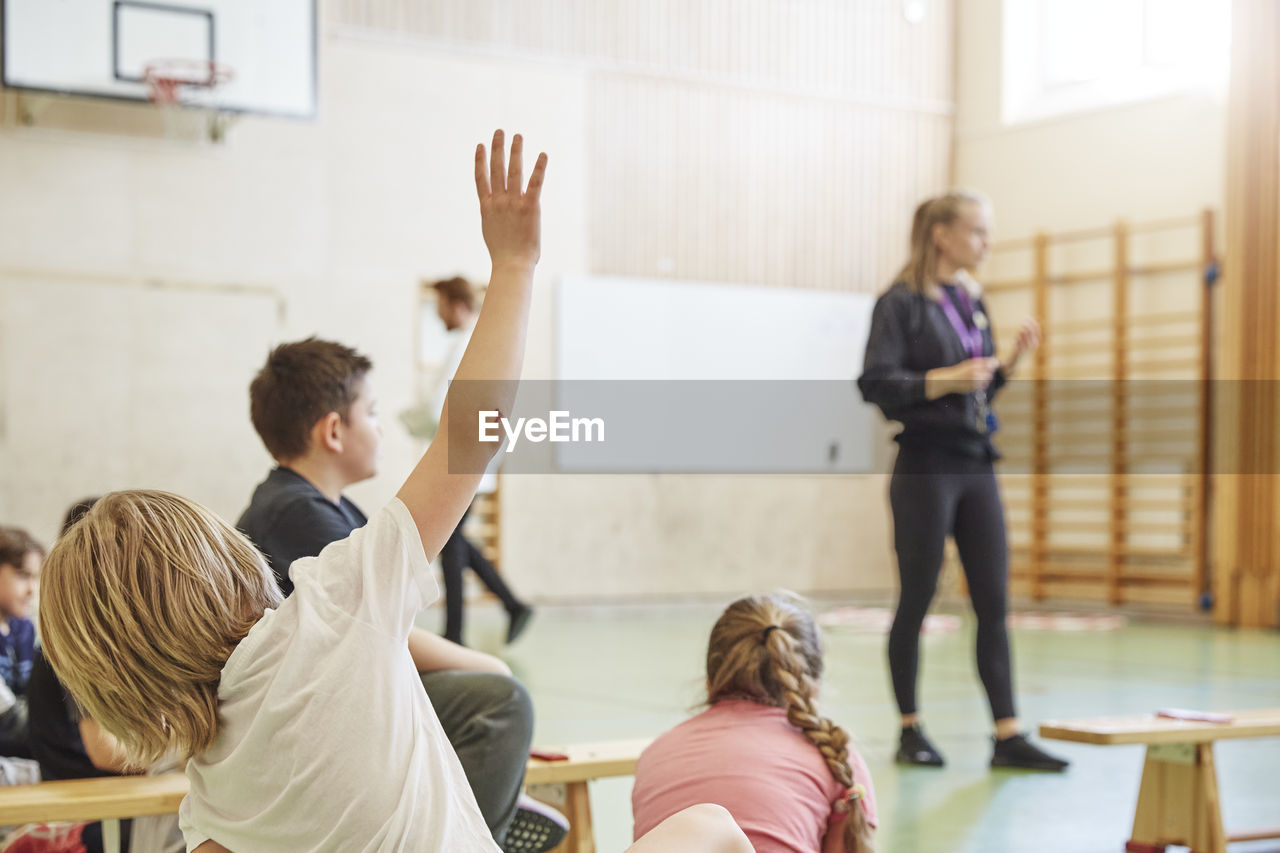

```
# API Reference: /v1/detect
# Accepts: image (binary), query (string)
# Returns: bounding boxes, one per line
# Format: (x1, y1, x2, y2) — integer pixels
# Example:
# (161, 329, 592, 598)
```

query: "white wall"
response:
(953, 0, 1227, 237)
(1, 3, 958, 601)
(0, 39, 590, 544)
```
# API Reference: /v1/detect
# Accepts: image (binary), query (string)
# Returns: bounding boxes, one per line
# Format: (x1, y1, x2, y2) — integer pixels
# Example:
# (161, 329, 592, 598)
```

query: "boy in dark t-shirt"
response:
(237, 337, 565, 850)
(239, 466, 367, 597)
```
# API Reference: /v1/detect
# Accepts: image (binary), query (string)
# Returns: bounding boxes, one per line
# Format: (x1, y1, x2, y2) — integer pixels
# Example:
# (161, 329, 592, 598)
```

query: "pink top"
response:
(631, 700, 878, 853)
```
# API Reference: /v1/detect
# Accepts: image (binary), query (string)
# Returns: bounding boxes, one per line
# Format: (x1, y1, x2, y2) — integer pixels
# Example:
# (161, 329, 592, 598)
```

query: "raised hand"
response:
(475, 130, 548, 269)
(397, 131, 549, 568)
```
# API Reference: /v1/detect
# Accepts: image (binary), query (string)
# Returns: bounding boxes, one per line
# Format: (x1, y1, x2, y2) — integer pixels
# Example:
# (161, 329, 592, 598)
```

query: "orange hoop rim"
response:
(143, 59, 235, 105)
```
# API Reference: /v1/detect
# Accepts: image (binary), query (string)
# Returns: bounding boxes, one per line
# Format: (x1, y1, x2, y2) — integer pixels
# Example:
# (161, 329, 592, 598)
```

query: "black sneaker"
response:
(506, 604, 534, 645)
(501, 795, 569, 853)
(990, 734, 1070, 771)
(896, 724, 946, 767)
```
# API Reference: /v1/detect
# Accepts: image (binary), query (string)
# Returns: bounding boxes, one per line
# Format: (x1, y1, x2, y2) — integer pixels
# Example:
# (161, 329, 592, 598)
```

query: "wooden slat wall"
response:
(983, 213, 1215, 610)
(586, 76, 952, 289)
(1215, 0, 1280, 628)
(327, 1, 953, 104)
(466, 487, 501, 566)
(328, 0, 957, 293)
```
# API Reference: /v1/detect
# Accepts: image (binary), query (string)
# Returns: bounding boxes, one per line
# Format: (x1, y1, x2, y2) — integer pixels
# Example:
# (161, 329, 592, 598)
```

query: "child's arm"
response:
(397, 130, 547, 559)
(407, 626, 511, 676)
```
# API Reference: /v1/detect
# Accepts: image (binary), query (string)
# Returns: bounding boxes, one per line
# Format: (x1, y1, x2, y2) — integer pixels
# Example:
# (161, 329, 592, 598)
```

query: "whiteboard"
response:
(1, 0, 316, 117)
(551, 275, 878, 474)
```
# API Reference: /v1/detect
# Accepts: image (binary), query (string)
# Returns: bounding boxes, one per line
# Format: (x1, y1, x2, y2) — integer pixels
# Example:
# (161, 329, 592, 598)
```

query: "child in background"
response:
(38, 131, 752, 853)
(632, 593, 878, 853)
(0, 525, 42, 760)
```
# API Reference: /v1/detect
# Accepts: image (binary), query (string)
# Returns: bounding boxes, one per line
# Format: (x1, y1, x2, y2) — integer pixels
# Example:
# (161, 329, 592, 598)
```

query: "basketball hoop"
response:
(143, 59, 235, 106)
(143, 59, 236, 142)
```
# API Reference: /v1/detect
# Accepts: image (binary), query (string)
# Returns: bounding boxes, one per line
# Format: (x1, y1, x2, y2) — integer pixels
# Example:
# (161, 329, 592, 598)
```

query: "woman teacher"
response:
(858, 191, 1068, 772)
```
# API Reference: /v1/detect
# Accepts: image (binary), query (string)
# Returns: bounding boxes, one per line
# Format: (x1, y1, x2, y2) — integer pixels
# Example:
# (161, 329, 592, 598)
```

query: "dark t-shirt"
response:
(27, 649, 115, 781)
(237, 466, 367, 596)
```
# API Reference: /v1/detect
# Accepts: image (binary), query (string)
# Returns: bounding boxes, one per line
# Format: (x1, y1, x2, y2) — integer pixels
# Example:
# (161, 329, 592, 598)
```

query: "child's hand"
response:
(476, 129, 548, 269)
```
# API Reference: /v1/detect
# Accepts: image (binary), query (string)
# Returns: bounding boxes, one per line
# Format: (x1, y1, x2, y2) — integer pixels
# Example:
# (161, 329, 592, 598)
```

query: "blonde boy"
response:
(40, 130, 547, 852)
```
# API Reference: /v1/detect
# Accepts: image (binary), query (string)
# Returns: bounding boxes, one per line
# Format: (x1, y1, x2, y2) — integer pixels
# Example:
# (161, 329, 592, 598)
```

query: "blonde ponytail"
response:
(897, 190, 989, 294)
(706, 594, 875, 853)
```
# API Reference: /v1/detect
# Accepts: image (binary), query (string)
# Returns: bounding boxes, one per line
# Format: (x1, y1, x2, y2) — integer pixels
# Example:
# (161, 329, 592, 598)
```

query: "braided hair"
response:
(705, 594, 874, 853)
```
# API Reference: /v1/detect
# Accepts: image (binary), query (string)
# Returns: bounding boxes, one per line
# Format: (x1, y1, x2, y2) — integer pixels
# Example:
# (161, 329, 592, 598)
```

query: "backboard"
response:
(2, 0, 316, 117)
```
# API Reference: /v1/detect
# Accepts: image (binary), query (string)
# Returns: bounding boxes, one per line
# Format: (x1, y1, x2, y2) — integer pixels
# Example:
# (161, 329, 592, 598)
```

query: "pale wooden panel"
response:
(328, 0, 955, 105)
(585, 73, 951, 292)
(327, 2, 957, 293)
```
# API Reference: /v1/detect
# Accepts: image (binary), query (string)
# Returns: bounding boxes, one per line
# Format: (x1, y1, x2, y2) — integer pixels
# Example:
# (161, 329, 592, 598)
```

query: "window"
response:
(1003, 0, 1231, 124)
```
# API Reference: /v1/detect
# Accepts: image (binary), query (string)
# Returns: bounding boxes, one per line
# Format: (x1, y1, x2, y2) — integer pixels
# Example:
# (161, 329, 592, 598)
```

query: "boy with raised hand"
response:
(40, 130, 547, 852)
(234, 143, 562, 844)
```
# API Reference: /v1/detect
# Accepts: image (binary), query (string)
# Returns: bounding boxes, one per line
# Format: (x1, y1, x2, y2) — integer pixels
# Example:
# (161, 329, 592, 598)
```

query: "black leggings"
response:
(887, 446, 1016, 722)
(440, 509, 523, 643)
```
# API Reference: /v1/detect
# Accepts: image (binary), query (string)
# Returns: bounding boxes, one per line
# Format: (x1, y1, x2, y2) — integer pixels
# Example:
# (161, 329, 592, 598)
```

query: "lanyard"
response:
(938, 286, 984, 360)
(938, 285, 997, 435)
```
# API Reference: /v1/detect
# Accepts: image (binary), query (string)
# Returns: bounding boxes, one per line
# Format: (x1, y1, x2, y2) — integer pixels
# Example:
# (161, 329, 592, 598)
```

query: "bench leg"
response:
(1128, 742, 1225, 853)
(538, 781, 594, 853)
(103, 818, 122, 853)
(560, 781, 594, 853)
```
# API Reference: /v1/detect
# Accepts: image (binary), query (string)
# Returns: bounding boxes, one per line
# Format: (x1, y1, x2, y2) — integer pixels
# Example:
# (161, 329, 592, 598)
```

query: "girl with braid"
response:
(632, 594, 877, 853)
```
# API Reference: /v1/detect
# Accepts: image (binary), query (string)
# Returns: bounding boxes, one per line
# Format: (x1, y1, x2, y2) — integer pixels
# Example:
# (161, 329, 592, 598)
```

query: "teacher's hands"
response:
(1000, 317, 1041, 376)
(925, 357, 1000, 400)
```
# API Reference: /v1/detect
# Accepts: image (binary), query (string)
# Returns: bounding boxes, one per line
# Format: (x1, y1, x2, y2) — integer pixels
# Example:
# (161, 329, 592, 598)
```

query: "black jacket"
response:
(857, 281, 1006, 458)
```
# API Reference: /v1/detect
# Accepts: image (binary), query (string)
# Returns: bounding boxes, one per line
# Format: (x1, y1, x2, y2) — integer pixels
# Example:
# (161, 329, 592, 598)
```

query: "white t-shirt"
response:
(179, 499, 499, 852)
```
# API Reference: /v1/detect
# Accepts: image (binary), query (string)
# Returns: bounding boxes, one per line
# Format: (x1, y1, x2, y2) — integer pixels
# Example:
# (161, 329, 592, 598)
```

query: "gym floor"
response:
(447, 599, 1280, 853)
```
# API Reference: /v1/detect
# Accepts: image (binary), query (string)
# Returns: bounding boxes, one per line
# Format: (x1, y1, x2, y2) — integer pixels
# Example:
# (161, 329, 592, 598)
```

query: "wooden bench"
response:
(524, 738, 650, 853)
(0, 772, 187, 853)
(1040, 708, 1280, 853)
(0, 739, 651, 853)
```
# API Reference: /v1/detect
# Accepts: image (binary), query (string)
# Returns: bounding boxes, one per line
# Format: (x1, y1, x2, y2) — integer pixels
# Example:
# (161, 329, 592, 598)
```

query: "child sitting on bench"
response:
(0, 525, 42, 763)
(633, 593, 879, 853)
